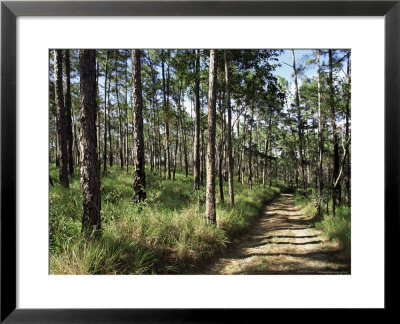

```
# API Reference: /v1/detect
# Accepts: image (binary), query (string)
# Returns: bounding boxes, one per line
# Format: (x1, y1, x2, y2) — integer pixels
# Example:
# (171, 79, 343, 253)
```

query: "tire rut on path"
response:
(206, 193, 350, 274)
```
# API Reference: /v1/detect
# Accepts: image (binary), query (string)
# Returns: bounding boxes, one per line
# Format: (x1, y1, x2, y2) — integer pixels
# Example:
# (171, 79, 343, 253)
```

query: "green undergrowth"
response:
(49, 164, 280, 274)
(294, 191, 351, 249)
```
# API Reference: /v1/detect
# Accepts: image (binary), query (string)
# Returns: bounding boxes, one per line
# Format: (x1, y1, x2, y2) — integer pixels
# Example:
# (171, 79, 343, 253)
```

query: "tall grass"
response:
(315, 205, 351, 249)
(294, 191, 351, 249)
(49, 165, 280, 274)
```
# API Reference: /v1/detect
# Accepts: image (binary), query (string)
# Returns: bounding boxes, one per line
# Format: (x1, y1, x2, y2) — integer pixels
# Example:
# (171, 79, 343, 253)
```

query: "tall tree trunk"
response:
(71, 103, 80, 166)
(256, 118, 260, 186)
(107, 73, 113, 168)
(103, 50, 109, 175)
(55, 116, 59, 167)
(345, 51, 351, 206)
(263, 134, 268, 187)
(224, 50, 234, 207)
(248, 106, 254, 189)
(114, 50, 124, 169)
(206, 50, 218, 225)
(317, 49, 324, 215)
(201, 128, 205, 186)
(131, 49, 146, 202)
(292, 49, 306, 193)
(173, 122, 179, 181)
(96, 57, 100, 164)
(181, 92, 189, 177)
(161, 50, 171, 179)
(125, 57, 129, 172)
(240, 106, 248, 185)
(64, 50, 74, 176)
(79, 49, 101, 234)
(218, 94, 224, 204)
(54, 50, 69, 187)
(193, 49, 201, 190)
(329, 49, 340, 216)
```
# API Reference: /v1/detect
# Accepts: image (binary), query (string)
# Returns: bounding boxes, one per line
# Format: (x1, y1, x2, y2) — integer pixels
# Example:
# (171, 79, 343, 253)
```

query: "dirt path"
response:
(206, 193, 350, 274)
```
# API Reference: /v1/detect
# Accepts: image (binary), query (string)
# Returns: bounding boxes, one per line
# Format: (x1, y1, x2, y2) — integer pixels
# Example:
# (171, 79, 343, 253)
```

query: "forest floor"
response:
(205, 193, 351, 274)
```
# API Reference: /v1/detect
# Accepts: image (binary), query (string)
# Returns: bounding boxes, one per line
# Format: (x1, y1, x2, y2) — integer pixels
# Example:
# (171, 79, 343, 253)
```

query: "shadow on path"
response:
(204, 193, 351, 275)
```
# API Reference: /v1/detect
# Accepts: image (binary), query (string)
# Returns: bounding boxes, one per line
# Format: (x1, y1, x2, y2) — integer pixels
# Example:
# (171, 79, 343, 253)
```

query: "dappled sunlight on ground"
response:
(205, 194, 350, 275)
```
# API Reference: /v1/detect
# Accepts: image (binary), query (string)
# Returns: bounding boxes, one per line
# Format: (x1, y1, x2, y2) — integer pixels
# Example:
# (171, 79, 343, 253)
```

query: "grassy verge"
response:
(50, 165, 280, 274)
(294, 192, 351, 250)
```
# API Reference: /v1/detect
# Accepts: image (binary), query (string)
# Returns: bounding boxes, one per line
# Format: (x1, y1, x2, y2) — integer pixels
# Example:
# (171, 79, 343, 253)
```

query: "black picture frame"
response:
(1, 0, 398, 322)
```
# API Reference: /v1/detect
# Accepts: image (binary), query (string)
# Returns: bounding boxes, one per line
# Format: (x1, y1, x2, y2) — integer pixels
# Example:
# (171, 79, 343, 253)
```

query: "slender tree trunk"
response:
(114, 50, 124, 169)
(64, 50, 74, 176)
(206, 50, 218, 225)
(256, 118, 260, 186)
(103, 50, 109, 175)
(345, 51, 351, 206)
(161, 50, 171, 179)
(125, 57, 129, 172)
(224, 50, 234, 207)
(240, 106, 248, 185)
(79, 49, 101, 234)
(248, 106, 254, 190)
(292, 49, 306, 193)
(71, 103, 80, 166)
(263, 135, 268, 187)
(181, 93, 189, 177)
(107, 74, 113, 168)
(55, 117, 59, 167)
(131, 49, 146, 202)
(329, 49, 340, 216)
(218, 94, 225, 204)
(96, 57, 100, 164)
(149, 57, 158, 174)
(317, 49, 324, 215)
(193, 49, 201, 190)
(54, 50, 69, 187)
(173, 122, 179, 181)
(237, 119, 241, 182)
(201, 128, 205, 186)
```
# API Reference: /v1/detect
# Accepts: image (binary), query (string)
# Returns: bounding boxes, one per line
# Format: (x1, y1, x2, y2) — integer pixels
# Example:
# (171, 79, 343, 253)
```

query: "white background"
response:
(17, 17, 384, 308)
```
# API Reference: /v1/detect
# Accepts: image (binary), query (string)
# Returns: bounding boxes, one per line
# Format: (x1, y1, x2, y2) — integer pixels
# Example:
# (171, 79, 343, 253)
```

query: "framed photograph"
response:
(1, 0, 398, 321)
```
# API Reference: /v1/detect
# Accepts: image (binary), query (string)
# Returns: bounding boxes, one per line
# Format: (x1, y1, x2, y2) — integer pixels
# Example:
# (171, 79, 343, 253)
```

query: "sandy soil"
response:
(206, 193, 350, 275)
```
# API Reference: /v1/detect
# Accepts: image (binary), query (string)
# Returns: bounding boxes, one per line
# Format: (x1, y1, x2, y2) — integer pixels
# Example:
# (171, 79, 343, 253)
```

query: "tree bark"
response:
(181, 91, 189, 177)
(248, 105, 254, 189)
(161, 50, 171, 180)
(240, 106, 248, 185)
(224, 50, 234, 207)
(114, 50, 124, 169)
(206, 50, 218, 225)
(96, 57, 100, 164)
(79, 49, 101, 234)
(317, 49, 324, 215)
(124, 56, 129, 172)
(329, 49, 340, 216)
(103, 50, 109, 175)
(107, 72, 113, 168)
(71, 101, 80, 167)
(292, 49, 306, 193)
(193, 49, 201, 190)
(54, 50, 69, 187)
(218, 94, 225, 203)
(64, 50, 74, 176)
(345, 51, 351, 206)
(131, 49, 146, 202)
